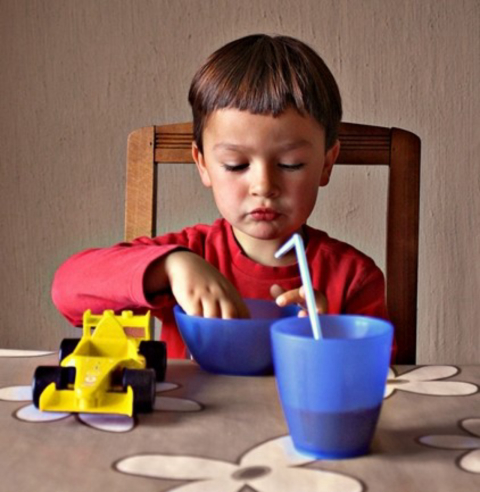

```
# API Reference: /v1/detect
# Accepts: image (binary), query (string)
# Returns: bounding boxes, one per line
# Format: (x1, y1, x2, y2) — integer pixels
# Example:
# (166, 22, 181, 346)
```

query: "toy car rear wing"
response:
(82, 310, 152, 344)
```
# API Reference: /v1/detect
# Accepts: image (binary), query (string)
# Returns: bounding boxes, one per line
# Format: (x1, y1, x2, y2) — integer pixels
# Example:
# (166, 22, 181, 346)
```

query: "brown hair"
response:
(188, 34, 342, 153)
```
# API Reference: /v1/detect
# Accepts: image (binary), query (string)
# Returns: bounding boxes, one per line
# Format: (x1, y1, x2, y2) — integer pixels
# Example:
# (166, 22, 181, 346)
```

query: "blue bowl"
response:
(174, 299, 299, 376)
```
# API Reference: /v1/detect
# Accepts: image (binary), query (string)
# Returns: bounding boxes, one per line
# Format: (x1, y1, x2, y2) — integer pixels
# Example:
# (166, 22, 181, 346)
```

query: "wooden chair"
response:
(124, 122, 421, 364)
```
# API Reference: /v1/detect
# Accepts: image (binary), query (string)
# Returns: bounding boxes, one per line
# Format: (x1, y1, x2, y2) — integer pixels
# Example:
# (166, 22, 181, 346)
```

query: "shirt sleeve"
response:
(51, 229, 205, 326)
(344, 266, 397, 362)
(344, 266, 389, 320)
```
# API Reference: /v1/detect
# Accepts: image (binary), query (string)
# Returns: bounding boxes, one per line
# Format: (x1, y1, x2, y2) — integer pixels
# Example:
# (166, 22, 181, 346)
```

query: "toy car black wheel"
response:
(122, 368, 156, 413)
(58, 338, 80, 362)
(139, 341, 167, 381)
(32, 366, 73, 408)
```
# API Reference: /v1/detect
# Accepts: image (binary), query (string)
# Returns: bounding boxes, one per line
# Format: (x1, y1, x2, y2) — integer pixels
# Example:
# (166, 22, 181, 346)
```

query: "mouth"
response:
(249, 208, 280, 221)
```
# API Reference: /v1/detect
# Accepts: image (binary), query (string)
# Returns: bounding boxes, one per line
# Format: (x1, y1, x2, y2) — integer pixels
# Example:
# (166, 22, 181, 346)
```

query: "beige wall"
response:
(1, 0, 478, 363)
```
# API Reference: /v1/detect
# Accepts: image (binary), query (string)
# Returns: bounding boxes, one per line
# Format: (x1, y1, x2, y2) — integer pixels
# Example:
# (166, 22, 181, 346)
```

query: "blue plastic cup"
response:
(271, 315, 393, 459)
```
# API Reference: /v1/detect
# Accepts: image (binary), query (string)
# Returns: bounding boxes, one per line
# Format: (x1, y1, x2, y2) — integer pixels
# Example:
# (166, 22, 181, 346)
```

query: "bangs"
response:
(199, 40, 307, 115)
(189, 35, 342, 151)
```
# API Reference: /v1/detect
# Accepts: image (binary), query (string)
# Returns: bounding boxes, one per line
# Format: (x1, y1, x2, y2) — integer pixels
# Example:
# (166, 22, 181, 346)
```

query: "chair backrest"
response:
(125, 122, 421, 364)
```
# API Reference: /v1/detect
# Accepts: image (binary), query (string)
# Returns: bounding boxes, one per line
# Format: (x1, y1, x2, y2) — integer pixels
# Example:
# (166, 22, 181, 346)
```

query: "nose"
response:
(249, 164, 279, 198)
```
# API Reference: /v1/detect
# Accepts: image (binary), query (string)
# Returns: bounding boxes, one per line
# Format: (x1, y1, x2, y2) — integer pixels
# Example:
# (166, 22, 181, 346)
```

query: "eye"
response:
(278, 163, 305, 171)
(222, 163, 249, 172)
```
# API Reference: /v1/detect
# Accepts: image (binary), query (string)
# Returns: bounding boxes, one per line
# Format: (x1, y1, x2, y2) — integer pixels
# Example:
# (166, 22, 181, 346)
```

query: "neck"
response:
(232, 226, 306, 267)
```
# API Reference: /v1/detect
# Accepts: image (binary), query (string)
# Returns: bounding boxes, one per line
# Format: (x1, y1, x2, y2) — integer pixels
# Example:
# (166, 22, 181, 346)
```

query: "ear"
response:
(192, 142, 212, 188)
(319, 139, 340, 187)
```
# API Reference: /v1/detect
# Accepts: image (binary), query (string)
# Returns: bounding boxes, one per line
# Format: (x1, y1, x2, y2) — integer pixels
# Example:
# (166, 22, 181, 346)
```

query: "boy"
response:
(52, 34, 388, 358)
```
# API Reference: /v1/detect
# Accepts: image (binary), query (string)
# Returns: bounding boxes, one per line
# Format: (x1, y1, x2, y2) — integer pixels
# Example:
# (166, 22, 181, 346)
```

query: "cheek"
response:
(211, 180, 244, 211)
(291, 181, 319, 213)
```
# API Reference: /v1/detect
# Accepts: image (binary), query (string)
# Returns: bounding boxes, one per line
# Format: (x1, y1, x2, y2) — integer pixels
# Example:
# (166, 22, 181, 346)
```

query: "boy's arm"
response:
(344, 267, 389, 320)
(145, 250, 249, 319)
(52, 241, 183, 325)
(345, 267, 397, 361)
(52, 228, 249, 325)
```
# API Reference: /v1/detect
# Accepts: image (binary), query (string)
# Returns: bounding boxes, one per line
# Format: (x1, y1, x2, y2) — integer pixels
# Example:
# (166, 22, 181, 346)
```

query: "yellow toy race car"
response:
(32, 310, 166, 417)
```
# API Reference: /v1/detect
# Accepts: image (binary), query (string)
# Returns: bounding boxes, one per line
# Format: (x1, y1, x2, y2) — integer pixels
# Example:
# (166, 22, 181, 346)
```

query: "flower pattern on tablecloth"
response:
(0, 350, 202, 433)
(385, 366, 478, 398)
(419, 418, 480, 474)
(115, 435, 363, 492)
(0, 349, 54, 358)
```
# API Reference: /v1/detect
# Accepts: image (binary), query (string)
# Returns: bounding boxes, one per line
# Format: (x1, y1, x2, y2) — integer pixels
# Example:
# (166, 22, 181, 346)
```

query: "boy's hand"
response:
(270, 284, 328, 317)
(164, 251, 250, 319)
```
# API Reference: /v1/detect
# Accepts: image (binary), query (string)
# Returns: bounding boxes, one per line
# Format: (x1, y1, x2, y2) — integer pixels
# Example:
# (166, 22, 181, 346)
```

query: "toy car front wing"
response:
(39, 383, 135, 417)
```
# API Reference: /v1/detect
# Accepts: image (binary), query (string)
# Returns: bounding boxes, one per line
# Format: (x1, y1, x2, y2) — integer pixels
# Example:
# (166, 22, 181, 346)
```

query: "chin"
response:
(244, 223, 291, 241)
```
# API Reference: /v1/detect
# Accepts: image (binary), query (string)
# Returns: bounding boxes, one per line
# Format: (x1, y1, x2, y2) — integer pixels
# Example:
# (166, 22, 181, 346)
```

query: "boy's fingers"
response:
(298, 308, 324, 318)
(223, 288, 250, 319)
(202, 299, 221, 319)
(220, 299, 237, 319)
(270, 284, 285, 299)
(235, 298, 251, 319)
(214, 293, 250, 319)
(275, 288, 303, 307)
(298, 286, 328, 313)
(316, 294, 328, 313)
(183, 298, 203, 317)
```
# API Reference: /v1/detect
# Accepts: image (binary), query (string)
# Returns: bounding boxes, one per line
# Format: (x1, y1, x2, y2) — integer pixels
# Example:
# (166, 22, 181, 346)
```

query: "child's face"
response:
(193, 107, 340, 247)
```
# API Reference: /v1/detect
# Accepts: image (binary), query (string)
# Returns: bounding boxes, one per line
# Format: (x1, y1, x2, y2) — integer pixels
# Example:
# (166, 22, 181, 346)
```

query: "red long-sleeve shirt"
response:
(52, 219, 390, 359)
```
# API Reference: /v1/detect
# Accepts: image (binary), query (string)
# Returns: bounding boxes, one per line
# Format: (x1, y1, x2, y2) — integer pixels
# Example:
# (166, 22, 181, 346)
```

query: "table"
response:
(0, 349, 479, 492)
